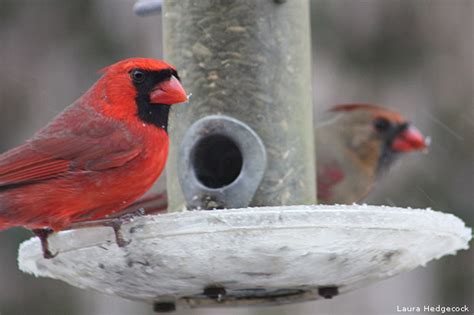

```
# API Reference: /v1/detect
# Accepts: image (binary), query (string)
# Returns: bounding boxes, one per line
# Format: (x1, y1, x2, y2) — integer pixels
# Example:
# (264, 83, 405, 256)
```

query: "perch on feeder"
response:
(18, 0, 472, 313)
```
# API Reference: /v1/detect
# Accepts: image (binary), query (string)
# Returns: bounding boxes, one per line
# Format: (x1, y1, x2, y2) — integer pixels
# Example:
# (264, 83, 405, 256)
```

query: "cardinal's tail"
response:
(0, 202, 13, 231)
(0, 220, 10, 231)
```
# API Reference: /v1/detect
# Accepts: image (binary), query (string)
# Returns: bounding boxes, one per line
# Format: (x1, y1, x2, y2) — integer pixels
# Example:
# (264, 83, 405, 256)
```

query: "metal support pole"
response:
(163, 0, 315, 210)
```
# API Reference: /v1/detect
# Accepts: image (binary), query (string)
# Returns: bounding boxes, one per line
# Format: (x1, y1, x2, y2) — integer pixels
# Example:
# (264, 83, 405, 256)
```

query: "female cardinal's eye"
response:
(131, 70, 146, 84)
(373, 117, 391, 132)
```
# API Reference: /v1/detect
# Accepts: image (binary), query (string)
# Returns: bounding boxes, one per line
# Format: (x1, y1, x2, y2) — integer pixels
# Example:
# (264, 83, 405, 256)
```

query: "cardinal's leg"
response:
(105, 206, 151, 247)
(71, 217, 134, 247)
(70, 207, 150, 247)
(32, 228, 57, 259)
(102, 218, 131, 247)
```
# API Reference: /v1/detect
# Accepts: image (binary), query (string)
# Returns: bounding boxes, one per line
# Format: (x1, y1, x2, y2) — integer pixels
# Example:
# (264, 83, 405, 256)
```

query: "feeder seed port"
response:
(192, 134, 243, 189)
(178, 115, 267, 210)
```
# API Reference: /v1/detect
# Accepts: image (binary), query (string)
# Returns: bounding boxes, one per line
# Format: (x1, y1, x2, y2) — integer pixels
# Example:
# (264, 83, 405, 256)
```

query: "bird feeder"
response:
(18, 0, 472, 313)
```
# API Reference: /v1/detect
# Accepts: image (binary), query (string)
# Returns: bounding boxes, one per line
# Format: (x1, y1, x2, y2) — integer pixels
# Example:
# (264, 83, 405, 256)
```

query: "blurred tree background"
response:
(0, 0, 472, 314)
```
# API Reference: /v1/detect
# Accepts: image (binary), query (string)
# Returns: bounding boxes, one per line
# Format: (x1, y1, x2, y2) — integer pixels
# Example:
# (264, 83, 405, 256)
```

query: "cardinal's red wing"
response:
(0, 144, 70, 185)
(0, 105, 141, 187)
(317, 160, 345, 202)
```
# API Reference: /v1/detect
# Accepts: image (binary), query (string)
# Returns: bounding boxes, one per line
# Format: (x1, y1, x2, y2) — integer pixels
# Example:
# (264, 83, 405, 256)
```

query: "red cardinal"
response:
(0, 58, 188, 258)
(124, 104, 427, 213)
(316, 104, 427, 204)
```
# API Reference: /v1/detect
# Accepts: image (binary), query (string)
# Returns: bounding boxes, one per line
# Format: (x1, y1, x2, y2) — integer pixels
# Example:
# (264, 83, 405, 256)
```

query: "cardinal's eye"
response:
(131, 70, 146, 84)
(373, 117, 391, 132)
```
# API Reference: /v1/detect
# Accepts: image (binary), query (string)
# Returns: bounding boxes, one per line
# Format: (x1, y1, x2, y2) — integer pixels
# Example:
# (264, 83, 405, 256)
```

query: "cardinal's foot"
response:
(104, 219, 131, 247)
(32, 228, 58, 259)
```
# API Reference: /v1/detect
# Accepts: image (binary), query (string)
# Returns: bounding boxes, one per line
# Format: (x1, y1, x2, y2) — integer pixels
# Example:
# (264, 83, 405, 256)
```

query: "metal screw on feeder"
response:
(17, 0, 472, 313)
(133, 0, 162, 16)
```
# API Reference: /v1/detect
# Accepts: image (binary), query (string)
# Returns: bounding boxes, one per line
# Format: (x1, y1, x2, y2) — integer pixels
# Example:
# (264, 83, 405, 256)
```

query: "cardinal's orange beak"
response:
(392, 126, 427, 152)
(150, 75, 188, 105)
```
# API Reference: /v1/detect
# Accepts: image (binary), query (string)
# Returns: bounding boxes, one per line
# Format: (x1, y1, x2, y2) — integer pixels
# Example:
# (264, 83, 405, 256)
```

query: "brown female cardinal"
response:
(120, 104, 427, 213)
(0, 58, 188, 258)
(316, 104, 427, 204)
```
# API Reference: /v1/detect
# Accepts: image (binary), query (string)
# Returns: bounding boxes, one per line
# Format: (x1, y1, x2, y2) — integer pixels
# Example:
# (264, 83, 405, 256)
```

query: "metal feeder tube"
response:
(163, 0, 315, 211)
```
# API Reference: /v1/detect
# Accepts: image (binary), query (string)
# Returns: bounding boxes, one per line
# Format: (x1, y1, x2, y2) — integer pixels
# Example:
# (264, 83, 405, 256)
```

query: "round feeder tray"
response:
(18, 205, 471, 310)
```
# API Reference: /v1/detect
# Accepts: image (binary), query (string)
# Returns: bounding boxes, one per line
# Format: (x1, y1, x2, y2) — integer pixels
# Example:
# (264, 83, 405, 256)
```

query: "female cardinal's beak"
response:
(391, 126, 427, 152)
(150, 75, 188, 105)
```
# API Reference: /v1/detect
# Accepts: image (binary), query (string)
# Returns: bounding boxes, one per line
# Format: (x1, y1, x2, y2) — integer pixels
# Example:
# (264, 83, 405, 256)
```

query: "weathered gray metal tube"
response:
(163, 0, 315, 210)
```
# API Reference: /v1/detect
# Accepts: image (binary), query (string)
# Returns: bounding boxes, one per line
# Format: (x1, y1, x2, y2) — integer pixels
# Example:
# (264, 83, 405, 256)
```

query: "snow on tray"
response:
(18, 205, 471, 308)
